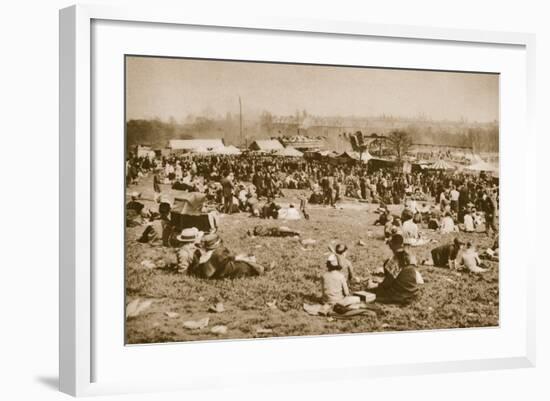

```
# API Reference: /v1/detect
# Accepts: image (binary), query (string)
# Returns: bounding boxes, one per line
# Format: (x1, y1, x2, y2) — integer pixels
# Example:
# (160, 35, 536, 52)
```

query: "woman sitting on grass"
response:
(321, 254, 358, 305)
(459, 242, 490, 274)
(366, 234, 420, 305)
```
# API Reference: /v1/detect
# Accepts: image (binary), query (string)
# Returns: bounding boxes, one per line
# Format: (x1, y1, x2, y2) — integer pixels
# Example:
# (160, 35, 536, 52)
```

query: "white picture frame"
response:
(59, 4, 536, 397)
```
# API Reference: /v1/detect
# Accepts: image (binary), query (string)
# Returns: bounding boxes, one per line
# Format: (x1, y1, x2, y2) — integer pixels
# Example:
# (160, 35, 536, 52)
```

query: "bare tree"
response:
(387, 129, 412, 162)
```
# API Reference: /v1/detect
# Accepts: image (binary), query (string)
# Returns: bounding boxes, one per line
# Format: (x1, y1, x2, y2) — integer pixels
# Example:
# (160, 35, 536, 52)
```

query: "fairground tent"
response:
(215, 145, 242, 155)
(428, 159, 455, 170)
(249, 139, 284, 152)
(275, 147, 303, 157)
(337, 150, 372, 163)
(317, 150, 338, 157)
(168, 139, 225, 152)
(465, 160, 498, 173)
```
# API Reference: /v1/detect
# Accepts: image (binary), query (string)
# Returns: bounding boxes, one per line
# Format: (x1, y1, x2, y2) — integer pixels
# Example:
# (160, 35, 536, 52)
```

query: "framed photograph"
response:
(59, 4, 536, 397)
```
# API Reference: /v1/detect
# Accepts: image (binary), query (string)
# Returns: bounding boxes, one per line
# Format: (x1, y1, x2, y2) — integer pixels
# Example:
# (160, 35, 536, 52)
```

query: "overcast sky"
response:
(126, 56, 499, 123)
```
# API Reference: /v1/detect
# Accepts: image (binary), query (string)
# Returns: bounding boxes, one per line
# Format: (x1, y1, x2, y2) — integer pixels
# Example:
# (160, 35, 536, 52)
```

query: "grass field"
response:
(125, 176, 499, 344)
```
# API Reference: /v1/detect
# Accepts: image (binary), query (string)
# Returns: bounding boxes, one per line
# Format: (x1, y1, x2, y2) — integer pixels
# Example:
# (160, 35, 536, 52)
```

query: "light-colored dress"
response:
(321, 270, 349, 304)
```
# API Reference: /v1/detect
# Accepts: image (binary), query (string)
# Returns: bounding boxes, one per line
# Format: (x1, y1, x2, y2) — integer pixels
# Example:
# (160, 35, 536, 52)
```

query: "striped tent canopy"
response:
(428, 159, 455, 170)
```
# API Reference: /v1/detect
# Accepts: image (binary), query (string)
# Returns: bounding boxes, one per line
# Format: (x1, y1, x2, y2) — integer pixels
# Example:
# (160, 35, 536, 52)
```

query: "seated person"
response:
(374, 203, 389, 215)
(461, 209, 475, 232)
(402, 212, 429, 247)
(174, 227, 201, 273)
(392, 216, 403, 235)
(459, 242, 489, 274)
(426, 238, 464, 269)
(481, 234, 499, 261)
(187, 233, 265, 279)
(440, 211, 458, 233)
(246, 194, 261, 217)
(472, 209, 484, 229)
(261, 199, 281, 219)
(384, 214, 395, 239)
(365, 234, 420, 305)
(137, 197, 174, 245)
(334, 243, 355, 284)
(308, 190, 324, 205)
(278, 204, 301, 220)
(375, 210, 390, 226)
(322, 254, 358, 305)
(126, 191, 145, 226)
(428, 205, 441, 230)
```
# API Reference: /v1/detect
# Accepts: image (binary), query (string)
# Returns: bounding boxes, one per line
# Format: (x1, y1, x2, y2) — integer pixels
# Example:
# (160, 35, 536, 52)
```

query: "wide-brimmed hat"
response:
(176, 227, 199, 243)
(335, 243, 348, 254)
(201, 233, 222, 250)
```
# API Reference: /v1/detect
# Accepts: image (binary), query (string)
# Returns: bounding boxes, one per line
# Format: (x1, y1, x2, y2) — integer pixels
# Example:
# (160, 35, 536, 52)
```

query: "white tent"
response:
(215, 145, 242, 155)
(275, 147, 303, 157)
(338, 150, 372, 163)
(249, 139, 284, 152)
(465, 161, 498, 173)
(168, 139, 225, 152)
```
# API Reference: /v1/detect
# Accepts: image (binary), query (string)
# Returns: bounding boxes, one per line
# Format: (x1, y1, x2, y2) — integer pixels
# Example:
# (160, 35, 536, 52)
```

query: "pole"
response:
(239, 96, 243, 147)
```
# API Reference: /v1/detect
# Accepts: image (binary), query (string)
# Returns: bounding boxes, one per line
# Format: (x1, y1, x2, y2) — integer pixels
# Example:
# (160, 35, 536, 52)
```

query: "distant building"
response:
(278, 135, 325, 152)
(407, 143, 474, 161)
(135, 144, 156, 159)
(249, 139, 284, 152)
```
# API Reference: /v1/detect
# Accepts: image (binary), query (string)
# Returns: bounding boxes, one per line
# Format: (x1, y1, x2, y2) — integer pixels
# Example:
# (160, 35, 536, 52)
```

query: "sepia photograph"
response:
(124, 55, 499, 344)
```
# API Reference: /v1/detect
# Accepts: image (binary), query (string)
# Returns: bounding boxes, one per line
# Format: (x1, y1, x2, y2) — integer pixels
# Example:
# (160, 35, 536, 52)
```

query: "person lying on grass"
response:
(187, 233, 266, 279)
(174, 227, 201, 274)
(248, 225, 301, 238)
(365, 234, 420, 305)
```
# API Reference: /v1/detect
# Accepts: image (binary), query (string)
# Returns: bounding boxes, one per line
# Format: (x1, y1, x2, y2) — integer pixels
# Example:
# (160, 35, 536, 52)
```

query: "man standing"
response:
(483, 190, 498, 236)
(221, 172, 234, 214)
(450, 185, 460, 214)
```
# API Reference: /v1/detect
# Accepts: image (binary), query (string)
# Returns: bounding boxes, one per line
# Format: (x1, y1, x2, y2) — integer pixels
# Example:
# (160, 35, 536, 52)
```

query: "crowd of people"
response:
(126, 151, 499, 312)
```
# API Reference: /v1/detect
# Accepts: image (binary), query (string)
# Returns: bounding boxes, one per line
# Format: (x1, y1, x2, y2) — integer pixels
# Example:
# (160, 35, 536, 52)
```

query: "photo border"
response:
(59, 4, 536, 396)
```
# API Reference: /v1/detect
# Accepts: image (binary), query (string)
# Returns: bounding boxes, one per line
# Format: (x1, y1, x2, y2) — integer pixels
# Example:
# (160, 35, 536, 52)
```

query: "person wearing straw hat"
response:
(175, 227, 201, 274)
(188, 233, 265, 279)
